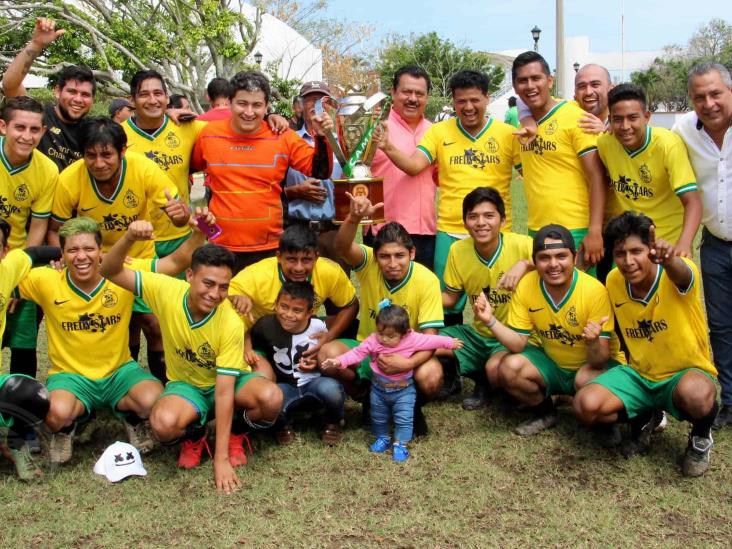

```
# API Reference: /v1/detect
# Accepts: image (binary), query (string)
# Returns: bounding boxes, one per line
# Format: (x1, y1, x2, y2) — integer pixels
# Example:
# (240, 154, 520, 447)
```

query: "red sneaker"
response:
(178, 436, 210, 469)
(228, 433, 253, 467)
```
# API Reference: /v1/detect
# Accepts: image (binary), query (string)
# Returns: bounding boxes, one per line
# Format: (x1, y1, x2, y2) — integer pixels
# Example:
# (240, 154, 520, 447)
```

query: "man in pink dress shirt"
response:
(365, 66, 437, 270)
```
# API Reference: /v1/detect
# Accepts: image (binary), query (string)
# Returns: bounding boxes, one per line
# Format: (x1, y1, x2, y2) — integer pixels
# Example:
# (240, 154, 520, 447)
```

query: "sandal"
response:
(275, 425, 295, 445)
(321, 423, 343, 446)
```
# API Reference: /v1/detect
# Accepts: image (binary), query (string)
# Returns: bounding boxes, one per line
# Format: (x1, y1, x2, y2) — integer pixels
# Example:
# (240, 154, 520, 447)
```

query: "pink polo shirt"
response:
(370, 109, 436, 235)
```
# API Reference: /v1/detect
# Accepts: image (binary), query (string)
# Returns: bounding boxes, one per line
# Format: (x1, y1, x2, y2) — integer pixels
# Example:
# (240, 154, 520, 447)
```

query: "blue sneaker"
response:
(369, 436, 391, 453)
(392, 442, 410, 462)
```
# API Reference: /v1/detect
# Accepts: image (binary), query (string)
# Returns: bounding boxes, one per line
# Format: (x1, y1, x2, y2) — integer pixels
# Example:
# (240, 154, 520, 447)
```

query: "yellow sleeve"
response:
(51, 176, 77, 222)
(31, 169, 59, 218)
(144, 160, 179, 210)
(442, 245, 463, 293)
(228, 266, 256, 297)
(511, 135, 522, 169)
(666, 134, 698, 196)
(5, 250, 32, 290)
(416, 274, 445, 330)
(324, 262, 356, 307)
(133, 270, 168, 311)
(416, 124, 439, 164)
(18, 266, 46, 303)
(571, 124, 599, 158)
(589, 284, 615, 337)
(353, 245, 375, 278)
(215, 307, 248, 375)
(507, 280, 533, 335)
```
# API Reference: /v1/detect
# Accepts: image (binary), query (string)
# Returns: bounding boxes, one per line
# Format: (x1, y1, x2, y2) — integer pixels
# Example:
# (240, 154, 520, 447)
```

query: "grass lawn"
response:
(2, 177, 731, 547)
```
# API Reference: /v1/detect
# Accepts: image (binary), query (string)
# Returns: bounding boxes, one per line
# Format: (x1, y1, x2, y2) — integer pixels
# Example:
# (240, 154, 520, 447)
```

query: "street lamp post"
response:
(254, 51, 263, 67)
(531, 26, 542, 52)
(573, 62, 580, 73)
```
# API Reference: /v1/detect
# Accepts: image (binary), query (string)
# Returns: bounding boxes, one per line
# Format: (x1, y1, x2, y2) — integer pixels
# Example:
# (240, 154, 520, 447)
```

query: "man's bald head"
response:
(574, 64, 613, 118)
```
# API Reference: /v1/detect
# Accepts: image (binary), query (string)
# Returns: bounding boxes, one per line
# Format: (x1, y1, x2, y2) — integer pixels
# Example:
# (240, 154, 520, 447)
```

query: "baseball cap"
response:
(298, 81, 332, 99)
(108, 98, 133, 117)
(93, 441, 147, 483)
(532, 224, 576, 258)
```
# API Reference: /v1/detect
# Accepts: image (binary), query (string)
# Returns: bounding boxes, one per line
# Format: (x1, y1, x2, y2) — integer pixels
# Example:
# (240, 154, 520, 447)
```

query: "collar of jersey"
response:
(473, 233, 503, 267)
(128, 115, 169, 141)
(183, 289, 216, 328)
(383, 261, 414, 294)
(624, 126, 652, 158)
(65, 269, 105, 301)
(626, 264, 662, 305)
(540, 268, 578, 312)
(277, 264, 312, 284)
(90, 157, 127, 204)
(457, 117, 492, 142)
(537, 100, 567, 126)
(0, 137, 32, 175)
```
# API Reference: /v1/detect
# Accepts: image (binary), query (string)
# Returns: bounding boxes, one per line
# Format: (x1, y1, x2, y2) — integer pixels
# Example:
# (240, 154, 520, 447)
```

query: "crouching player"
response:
(574, 212, 717, 476)
(102, 239, 283, 493)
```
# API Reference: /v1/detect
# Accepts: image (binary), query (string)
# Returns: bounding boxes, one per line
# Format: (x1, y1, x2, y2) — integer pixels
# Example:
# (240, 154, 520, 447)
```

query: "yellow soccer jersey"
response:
(19, 267, 136, 379)
(134, 271, 248, 388)
(508, 269, 624, 370)
(354, 245, 444, 341)
(606, 259, 715, 381)
(517, 100, 599, 232)
(598, 127, 697, 244)
(417, 117, 520, 233)
(0, 138, 59, 250)
(228, 256, 356, 328)
(124, 116, 206, 242)
(0, 249, 32, 341)
(52, 152, 179, 258)
(443, 232, 532, 338)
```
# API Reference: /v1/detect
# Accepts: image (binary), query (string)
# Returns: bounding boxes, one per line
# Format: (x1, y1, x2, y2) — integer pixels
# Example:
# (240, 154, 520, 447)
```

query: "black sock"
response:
(531, 397, 555, 417)
(629, 409, 654, 438)
(124, 413, 143, 426)
(129, 344, 141, 361)
(6, 424, 33, 450)
(147, 350, 167, 384)
(9, 348, 37, 378)
(59, 421, 77, 434)
(231, 415, 249, 436)
(438, 356, 458, 388)
(444, 312, 463, 328)
(690, 401, 718, 439)
(183, 423, 206, 442)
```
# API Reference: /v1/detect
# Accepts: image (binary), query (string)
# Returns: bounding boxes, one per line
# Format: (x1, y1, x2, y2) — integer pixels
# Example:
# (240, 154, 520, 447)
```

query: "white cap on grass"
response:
(93, 441, 147, 483)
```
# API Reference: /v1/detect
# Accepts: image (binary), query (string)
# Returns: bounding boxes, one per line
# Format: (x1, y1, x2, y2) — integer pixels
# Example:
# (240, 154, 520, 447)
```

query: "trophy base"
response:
(333, 177, 385, 225)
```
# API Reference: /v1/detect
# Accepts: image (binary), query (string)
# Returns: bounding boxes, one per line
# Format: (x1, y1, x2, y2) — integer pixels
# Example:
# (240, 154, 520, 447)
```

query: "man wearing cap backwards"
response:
(109, 99, 135, 124)
(473, 224, 625, 436)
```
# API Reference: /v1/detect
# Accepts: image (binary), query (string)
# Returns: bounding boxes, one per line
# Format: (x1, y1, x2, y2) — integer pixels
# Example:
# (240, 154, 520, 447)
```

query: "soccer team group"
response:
(0, 17, 731, 492)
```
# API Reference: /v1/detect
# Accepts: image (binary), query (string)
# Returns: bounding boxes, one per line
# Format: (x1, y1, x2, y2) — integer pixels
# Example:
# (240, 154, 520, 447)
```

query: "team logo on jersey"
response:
(545, 120, 559, 136)
(449, 148, 501, 169)
(175, 344, 216, 369)
(197, 342, 216, 361)
(612, 175, 654, 201)
(50, 127, 61, 135)
(102, 288, 118, 308)
(0, 293, 6, 311)
(638, 164, 652, 184)
(123, 190, 139, 209)
(164, 132, 180, 149)
(0, 195, 22, 217)
(13, 184, 29, 202)
(624, 318, 668, 342)
(101, 212, 140, 232)
(484, 137, 499, 154)
(538, 323, 583, 346)
(144, 150, 184, 171)
(521, 137, 557, 156)
(565, 305, 579, 327)
(61, 312, 122, 333)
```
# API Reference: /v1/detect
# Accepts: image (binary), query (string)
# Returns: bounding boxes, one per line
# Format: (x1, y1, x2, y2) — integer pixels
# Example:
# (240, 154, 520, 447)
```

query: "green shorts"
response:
(155, 233, 191, 280)
(2, 299, 38, 349)
(335, 338, 372, 382)
(133, 295, 153, 314)
(590, 365, 716, 420)
(162, 372, 261, 426)
(528, 227, 596, 278)
(435, 231, 467, 315)
(439, 324, 504, 377)
(46, 361, 158, 419)
(0, 373, 37, 427)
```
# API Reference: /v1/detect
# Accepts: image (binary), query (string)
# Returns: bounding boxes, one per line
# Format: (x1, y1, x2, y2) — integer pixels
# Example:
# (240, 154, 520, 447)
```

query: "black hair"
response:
(207, 78, 231, 101)
(278, 225, 318, 255)
(448, 69, 490, 95)
(190, 243, 236, 274)
(229, 71, 271, 103)
(57, 65, 96, 96)
(511, 51, 551, 83)
(168, 94, 188, 109)
(0, 219, 10, 248)
(78, 117, 127, 154)
(608, 83, 647, 111)
(603, 211, 655, 256)
(393, 65, 432, 93)
(373, 222, 414, 253)
(462, 187, 506, 221)
(375, 304, 410, 335)
(129, 69, 167, 97)
(277, 280, 315, 310)
(1, 96, 44, 123)
(508, 96, 517, 107)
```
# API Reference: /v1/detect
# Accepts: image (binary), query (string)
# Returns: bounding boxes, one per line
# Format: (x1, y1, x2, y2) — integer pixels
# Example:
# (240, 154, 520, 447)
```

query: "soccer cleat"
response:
(462, 381, 489, 411)
(369, 436, 392, 453)
(228, 433, 252, 467)
(392, 442, 410, 462)
(25, 430, 42, 454)
(653, 411, 669, 433)
(621, 410, 662, 459)
(594, 422, 623, 449)
(49, 426, 76, 465)
(10, 443, 42, 481)
(177, 435, 211, 469)
(682, 435, 713, 477)
(124, 420, 156, 455)
(514, 413, 557, 436)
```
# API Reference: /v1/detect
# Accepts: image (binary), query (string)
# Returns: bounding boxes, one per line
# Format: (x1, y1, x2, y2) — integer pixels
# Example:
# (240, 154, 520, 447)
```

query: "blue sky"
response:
(324, 0, 730, 66)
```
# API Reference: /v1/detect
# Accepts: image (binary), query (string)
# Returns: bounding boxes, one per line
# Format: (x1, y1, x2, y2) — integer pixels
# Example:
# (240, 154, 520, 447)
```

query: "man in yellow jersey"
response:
(319, 194, 444, 436)
(439, 187, 533, 410)
(376, 69, 520, 326)
(473, 224, 624, 436)
(598, 84, 702, 257)
(228, 224, 358, 376)
(575, 212, 718, 477)
(0, 96, 59, 386)
(102, 239, 283, 493)
(512, 52, 607, 270)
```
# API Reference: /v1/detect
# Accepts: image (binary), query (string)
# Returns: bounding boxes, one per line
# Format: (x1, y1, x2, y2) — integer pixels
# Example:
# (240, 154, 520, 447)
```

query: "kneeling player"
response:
(574, 212, 717, 476)
(103, 241, 283, 493)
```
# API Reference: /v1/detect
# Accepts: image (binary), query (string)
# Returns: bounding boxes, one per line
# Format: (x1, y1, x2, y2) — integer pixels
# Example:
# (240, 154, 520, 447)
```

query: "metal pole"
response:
(620, 0, 625, 81)
(556, 0, 565, 98)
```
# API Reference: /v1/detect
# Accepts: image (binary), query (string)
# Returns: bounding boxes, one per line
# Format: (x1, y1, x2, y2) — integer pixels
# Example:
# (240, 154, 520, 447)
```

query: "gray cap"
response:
(298, 81, 332, 98)
(109, 98, 133, 117)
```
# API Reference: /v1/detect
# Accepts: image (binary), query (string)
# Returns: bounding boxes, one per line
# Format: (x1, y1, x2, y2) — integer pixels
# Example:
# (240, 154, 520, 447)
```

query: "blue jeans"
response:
(370, 376, 416, 443)
(700, 228, 732, 405)
(277, 377, 345, 426)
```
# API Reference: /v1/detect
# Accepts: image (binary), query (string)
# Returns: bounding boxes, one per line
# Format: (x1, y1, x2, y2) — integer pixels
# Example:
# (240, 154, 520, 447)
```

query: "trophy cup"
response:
(316, 92, 390, 224)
